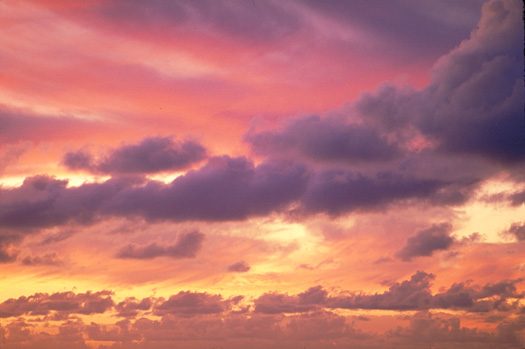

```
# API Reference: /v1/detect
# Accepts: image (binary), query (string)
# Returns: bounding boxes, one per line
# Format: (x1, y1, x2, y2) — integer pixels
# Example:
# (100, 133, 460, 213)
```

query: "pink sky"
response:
(0, 0, 524, 348)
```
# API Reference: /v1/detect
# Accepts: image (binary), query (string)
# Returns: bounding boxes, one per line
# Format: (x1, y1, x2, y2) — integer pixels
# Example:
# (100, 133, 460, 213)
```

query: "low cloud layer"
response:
(254, 271, 524, 313)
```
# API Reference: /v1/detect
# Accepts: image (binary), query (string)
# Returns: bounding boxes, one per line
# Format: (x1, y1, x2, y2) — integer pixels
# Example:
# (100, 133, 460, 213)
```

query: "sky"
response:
(0, 0, 524, 348)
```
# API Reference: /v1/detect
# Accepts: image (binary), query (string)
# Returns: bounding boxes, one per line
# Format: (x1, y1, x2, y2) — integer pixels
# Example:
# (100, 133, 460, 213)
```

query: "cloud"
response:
(153, 291, 238, 317)
(245, 114, 400, 163)
(254, 286, 327, 314)
(301, 0, 486, 62)
(92, 0, 302, 44)
(0, 105, 100, 144)
(0, 157, 309, 228)
(301, 170, 445, 216)
(0, 291, 114, 318)
(0, 175, 138, 229)
(0, 234, 20, 264)
(117, 231, 205, 259)
(0, 157, 468, 229)
(251, 272, 524, 313)
(503, 222, 525, 241)
(509, 190, 525, 206)
(115, 297, 152, 318)
(395, 223, 454, 261)
(103, 156, 309, 222)
(386, 311, 494, 347)
(329, 271, 435, 311)
(354, 0, 524, 164)
(228, 260, 251, 272)
(63, 136, 207, 174)
(20, 252, 63, 266)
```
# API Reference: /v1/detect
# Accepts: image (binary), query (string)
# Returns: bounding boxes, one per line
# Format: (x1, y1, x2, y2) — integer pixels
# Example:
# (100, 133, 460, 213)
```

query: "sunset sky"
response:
(0, 0, 524, 348)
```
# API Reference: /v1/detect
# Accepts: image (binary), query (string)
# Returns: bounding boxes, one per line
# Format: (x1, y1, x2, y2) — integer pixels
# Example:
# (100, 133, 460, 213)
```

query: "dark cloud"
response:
(105, 156, 309, 222)
(63, 136, 207, 174)
(395, 223, 454, 261)
(301, 170, 445, 216)
(301, 0, 487, 63)
(329, 271, 435, 311)
(153, 291, 235, 317)
(228, 260, 251, 272)
(355, 0, 524, 164)
(509, 190, 525, 206)
(0, 175, 138, 229)
(251, 272, 524, 314)
(117, 231, 205, 259)
(115, 297, 152, 318)
(245, 115, 400, 163)
(0, 156, 466, 229)
(0, 157, 308, 228)
(0, 291, 114, 318)
(254, 286, 327, 314)
(20, 252, 63, 266)
(62, 151, 93, 171)
(504, 222, 525, 241)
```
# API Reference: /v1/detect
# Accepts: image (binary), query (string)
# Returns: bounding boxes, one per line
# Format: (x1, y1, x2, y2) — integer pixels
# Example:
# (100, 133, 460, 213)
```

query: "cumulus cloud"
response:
(253, 272, 523, 313)
(301, 170, 445, 215)
(0, 175, 138, 229)
(0, 157, 308, 228)
(355, 0, 524, 164)
(117, 231, 205, 259)
(228, 260, 251, 272)
(63, 136, 207, 174)
(0, 158, 473, 229)
(245, 114, 400, 163)
(115, 297, 152, 318)
(153, 291, 238, 317)
(328, 271, 435, 311)
(254, 286, 327, 314)
(504, 222, 525, 241)
(509, 190, 525, 206)
(395, 223, 454, 261)
(0, 291, 114, 318)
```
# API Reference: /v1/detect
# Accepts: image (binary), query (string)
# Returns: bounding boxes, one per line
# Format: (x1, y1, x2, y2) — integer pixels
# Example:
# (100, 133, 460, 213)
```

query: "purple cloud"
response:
(253, 272, 523, 314)
(355, 0, 523, 164)
(115, 297, 152, 317)
(245, 115, 400, 163)
(228, 260, 251, 272)
(395, 223, 454, 261)
(63, 136, 207, 174)
(20, 252, 62, 266)
(105, 156, 309, 222)
(301, 170, 445, 216)
(0, 291, 114, 318)
(505, 222, 525, 241)
(153, 291, 236, 316)
(117, 231, 205, 259)
(254, 286, 327, 314)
